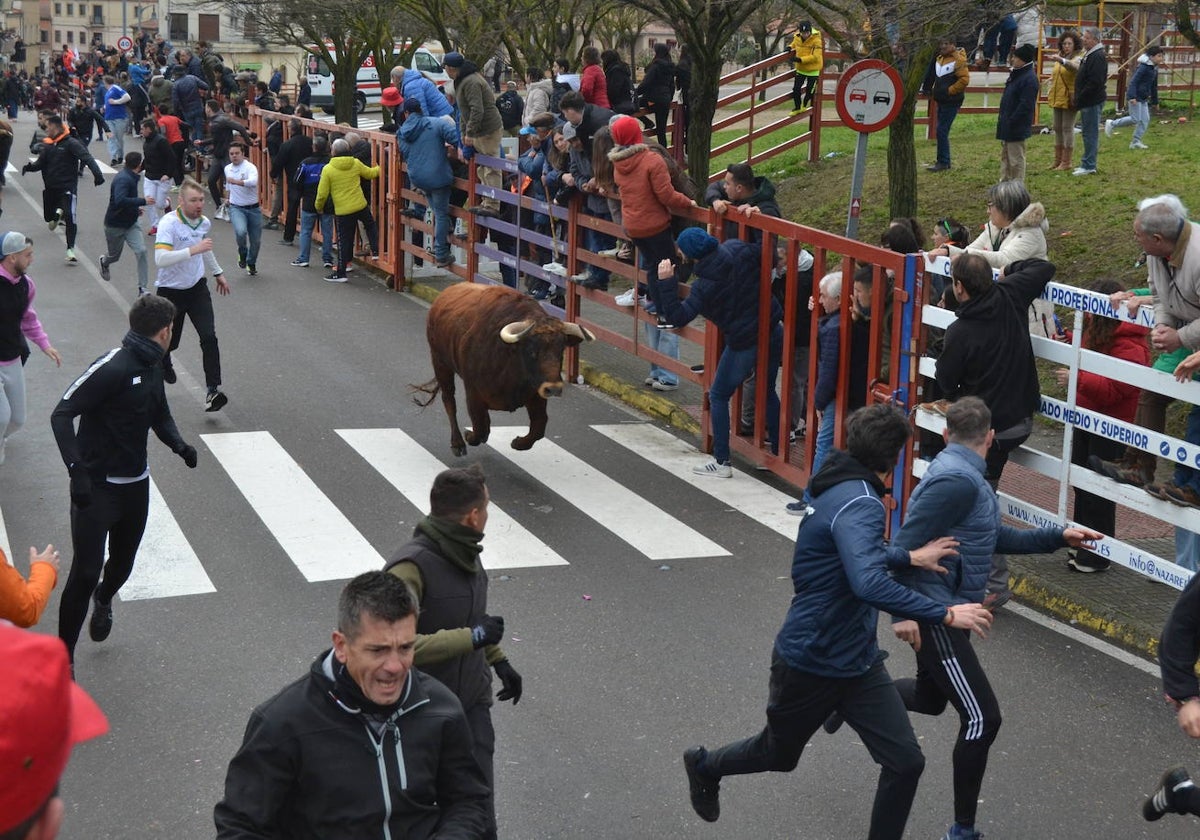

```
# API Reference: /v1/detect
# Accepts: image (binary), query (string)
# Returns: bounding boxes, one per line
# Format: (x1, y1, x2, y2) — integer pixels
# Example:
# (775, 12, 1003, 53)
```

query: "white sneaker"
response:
(614, 289, 638, 306)
(1072, 166, 1096, 176)
(1104, 119, 1114, 137)
(1131, 141, 1149, 150)
(692, 459, 732, 478)
(65, 248, 78, 263)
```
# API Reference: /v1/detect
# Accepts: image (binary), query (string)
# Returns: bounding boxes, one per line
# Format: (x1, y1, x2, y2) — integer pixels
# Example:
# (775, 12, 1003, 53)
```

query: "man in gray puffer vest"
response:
(888, 396, 1101, 840)
(385, 463, 522, 840)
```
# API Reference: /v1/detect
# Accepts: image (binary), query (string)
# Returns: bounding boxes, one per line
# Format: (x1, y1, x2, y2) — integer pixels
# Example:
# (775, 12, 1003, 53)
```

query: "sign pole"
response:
(845, 130, 869, 240)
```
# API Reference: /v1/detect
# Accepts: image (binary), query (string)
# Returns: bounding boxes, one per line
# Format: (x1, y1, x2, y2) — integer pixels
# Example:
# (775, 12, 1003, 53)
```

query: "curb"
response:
(406, 279, 1164, 658)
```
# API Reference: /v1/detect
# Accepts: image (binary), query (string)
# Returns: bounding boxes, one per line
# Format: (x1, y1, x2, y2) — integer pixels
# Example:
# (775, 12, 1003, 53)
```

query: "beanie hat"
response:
(0, 231, 30, 258)
(1012, 44, 1037, 64)
(403, 98, 422, 113)
(380, 87, 401, 107)
(561, 121, 578, 141)
(677, 228, 719, 260)
(0, 624, 109, 831)
(610, 115, 642, 147)
(442, 52, 465, 68)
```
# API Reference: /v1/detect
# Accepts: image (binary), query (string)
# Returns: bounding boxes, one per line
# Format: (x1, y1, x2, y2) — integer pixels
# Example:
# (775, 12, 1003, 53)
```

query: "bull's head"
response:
(500, 319, 595, 399)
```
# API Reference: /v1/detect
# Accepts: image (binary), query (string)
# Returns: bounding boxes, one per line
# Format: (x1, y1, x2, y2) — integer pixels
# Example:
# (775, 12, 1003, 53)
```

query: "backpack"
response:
(296, 158, 326, 188)
(548, 80, 571, 114)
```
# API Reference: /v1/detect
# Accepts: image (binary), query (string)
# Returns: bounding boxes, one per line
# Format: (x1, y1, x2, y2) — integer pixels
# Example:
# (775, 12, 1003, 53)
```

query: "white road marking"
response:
(337, 428, 568, 569)
(0, 504, 11, 565)
(120, 478, 216, 600)
(490, 426, 730, 560)
(1007, 602, 1159, 676)
(203, 431, 383, 581)
(591, 423, 802, 540)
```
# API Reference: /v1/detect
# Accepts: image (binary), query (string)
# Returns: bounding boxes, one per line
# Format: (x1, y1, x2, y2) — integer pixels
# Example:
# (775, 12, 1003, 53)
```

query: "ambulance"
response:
(305, 43, 449, 114)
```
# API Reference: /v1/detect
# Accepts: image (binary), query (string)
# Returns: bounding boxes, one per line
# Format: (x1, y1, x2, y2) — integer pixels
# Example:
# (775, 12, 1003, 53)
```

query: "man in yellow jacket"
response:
(789, 21, 823, 114)
(314, 137, 380, 283)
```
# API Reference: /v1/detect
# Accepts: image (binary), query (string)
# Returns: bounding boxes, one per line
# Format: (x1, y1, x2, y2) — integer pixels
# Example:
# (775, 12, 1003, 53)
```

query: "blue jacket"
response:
(1128, 55, 1159, 104)
(397, 113, 460, 191)
(656, 240, 782, 351)
(103, 167, 146, 228)
(893, 443, 1064, 606)
(997, 63, 1038, 141)
(774, 449, 951, 678)
(517, 136, 551, 225)
(811, 313, 870, 412)
(129, 63, 151, 87)
(400, 69, 453, 119)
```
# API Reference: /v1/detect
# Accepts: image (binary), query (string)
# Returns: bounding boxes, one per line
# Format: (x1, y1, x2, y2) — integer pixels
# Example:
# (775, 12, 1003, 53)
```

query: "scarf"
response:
(121, 329, 165, 366)
(415, 514, 483, 575)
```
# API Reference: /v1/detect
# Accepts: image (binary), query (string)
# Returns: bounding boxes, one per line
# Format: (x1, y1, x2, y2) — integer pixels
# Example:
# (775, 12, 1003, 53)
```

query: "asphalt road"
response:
(0, 117, 1196, 839)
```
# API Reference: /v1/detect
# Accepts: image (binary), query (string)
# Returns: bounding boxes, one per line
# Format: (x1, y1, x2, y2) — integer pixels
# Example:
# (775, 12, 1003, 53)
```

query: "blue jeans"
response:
(805, 405, 837, 503)
(1175, 528, 1200, 573)
(585, 211, 615, 284)
(1111, 99, 1150, 144)
(229, 203, 263, 267)
(710, 324, 783, 464)
(934, 101, 960, 166)
(643, 322, 679, 386)
(425, 187, 452, 261)
(298, 210, 334, 265)
(105, 117, 127, 161)
(1079, 104, 1101, 170)
(1172, 405, 1200, 492)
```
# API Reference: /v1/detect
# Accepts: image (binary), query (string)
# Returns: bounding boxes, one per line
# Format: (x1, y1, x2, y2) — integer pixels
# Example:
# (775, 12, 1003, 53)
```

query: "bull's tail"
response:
(410, 378, 442, 408)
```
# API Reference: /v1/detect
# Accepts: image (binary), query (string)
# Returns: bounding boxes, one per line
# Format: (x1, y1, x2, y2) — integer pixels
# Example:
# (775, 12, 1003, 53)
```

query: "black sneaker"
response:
(205, 389, 229, 412)
(1144, 767, 1193, 821)
(89, 595, 113, 642)
(683, 747, 720, 822)
(98, 254, 111, 281)
(162, 362, 177, 384)
(246, 263, 257, 276)
(238, 255, 247, 269)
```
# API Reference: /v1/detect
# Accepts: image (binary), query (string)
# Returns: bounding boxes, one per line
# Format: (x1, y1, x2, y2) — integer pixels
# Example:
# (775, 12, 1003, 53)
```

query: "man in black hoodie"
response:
(934, 254, 1056, 606)
(21, 113, 103, 264)
(269, 118, 312, 246)
(385, 464, 521, 840)
(51, 295, 197, 666)
(214, 571, 490, 838)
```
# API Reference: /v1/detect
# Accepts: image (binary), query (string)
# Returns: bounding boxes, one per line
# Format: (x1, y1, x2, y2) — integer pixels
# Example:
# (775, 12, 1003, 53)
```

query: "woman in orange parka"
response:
(0, 544, 59, 627)
(608, 115, 696, 325)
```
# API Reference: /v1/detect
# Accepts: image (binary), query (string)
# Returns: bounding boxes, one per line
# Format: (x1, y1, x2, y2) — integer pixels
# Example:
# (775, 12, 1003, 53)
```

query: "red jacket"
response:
(609, 143, 693, 238)
(580, 64, 610, 109)
(1077, 321, 1150, 421)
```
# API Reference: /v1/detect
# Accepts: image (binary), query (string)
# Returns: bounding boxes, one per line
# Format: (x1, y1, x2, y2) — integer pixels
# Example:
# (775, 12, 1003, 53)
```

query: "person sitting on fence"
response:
(397, 99, 461, 270)
(1052, 278, 1150, 573)
(654, 229, 782, 479)
(789, 21, 824, 114)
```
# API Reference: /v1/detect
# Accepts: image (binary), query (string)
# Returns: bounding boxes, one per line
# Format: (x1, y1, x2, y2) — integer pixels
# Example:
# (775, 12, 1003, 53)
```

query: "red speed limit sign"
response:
(117, 36, 133, 52)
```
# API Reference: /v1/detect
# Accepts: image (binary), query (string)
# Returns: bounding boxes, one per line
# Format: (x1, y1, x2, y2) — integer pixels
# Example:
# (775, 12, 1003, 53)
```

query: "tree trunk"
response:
(886, 49, 933, 219)
(685, 47, 722, 185)
(334, 59, 360, 126)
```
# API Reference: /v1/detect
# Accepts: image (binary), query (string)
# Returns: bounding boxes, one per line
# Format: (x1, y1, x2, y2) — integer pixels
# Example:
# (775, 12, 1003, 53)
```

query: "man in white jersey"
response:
(223, 141, 261, 276)
(154, 177, 230, 412)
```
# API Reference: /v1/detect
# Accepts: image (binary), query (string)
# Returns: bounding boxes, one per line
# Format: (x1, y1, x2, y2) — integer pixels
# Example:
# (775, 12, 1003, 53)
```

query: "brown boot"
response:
(1056, 146, 1074, 171)
(1050, 144, 1063, 169)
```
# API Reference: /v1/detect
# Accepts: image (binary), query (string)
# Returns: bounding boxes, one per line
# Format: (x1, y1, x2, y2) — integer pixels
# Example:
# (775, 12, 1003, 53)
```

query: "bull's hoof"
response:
(465, 428, 488, 447)
(451, 441, 467, 457)
(511, 435, 536, 451)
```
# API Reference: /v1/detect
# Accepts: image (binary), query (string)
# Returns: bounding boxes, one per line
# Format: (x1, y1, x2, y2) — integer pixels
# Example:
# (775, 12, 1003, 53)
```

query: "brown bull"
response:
(413, 283, 595, 455)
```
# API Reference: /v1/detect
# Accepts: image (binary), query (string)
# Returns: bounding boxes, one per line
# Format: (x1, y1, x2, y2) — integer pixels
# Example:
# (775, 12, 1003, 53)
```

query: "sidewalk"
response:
(405, 269, 1179, 661)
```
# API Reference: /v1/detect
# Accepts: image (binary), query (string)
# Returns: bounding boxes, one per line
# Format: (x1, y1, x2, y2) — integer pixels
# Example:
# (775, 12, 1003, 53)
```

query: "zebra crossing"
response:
(0, 423, 800, 604)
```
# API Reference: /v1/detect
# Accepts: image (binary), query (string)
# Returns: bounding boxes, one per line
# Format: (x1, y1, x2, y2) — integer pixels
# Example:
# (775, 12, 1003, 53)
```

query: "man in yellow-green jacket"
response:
(314, 137, 380, 283)
(789, 21, 823, 114)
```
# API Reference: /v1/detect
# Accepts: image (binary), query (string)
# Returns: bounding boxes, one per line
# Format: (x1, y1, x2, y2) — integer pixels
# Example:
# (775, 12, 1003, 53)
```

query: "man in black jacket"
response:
(139, 118, 174, 233)
(557, 90, 613, 157)
(385, 465, 521, 840)
(290, 134, 333, 269)
(51, 295, 198, 666)
(269, 118, 312, 246)
(21, 113, 103, 264)
(214, 571, 490, 839)
(935, 255, 1055, 606)
(99, 151, 150, 294)
(1072, 26, 1108, 175)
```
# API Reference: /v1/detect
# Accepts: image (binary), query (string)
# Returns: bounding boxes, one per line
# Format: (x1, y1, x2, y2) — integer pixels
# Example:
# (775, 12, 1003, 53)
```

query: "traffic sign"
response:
(117, 36, 133, 53)
(835, 59, 903, 133)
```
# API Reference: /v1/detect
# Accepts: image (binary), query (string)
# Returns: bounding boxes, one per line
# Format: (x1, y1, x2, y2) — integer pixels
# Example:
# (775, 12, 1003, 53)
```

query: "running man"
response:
(223, 141, 261, 276)
(21, 113, 104, 264)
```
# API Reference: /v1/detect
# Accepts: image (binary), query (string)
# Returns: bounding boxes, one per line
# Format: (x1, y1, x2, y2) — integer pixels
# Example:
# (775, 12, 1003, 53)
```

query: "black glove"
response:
(493, 659, 522, 705)
(470, 615, 504, 649)
(20, 164, 30, 174)
(69, 468, 93, 509)
(177, 444, 198, 469)
(94, 174, 105, 186)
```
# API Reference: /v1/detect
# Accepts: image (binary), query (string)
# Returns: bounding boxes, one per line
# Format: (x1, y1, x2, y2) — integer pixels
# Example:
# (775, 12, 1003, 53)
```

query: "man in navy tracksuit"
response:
(682, 404, 995, 840)
(99, 151, 150, 294)
(889, 396, 1100, 840)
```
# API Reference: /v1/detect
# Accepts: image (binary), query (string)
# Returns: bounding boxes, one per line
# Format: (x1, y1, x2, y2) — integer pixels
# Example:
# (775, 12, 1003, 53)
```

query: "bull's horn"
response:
(500, 320, 534, 343)
(561, 322, 596, 342)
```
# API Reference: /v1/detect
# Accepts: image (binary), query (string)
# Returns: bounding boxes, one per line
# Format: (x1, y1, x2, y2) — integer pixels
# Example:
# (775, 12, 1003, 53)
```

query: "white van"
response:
(306, 44, 449, 114)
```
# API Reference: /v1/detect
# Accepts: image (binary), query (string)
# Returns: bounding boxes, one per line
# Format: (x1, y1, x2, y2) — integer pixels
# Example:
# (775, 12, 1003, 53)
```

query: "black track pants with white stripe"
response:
(894, 622, 1002, 827)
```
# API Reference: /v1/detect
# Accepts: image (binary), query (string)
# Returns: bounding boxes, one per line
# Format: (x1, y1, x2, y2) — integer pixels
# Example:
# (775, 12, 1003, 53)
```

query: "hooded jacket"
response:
(997, 62, 1039, 141)
(608, 143, 694, 238)
(789, 30, 824, 76)
(893, 443, 1065, 607)
(773, 449, 951, 679)
(50, 330, 187, 480)
(399, 69, 453, 120)
(1127, 53, 1159, 104)
(522, 78, 554, 124)
(703, 175, 781, 244)
(929, 47, 970, 105)
(398, 112, 461, 192)
(1160, 572, 1200, 703)
(654, 240, 782, 351)
(452, 60, 503, 138)
(636, 57, 675, 106)
(315, 154, 379, 216)
(936, 258, 1056, 432)
(104, 165, 148, 228)
(26, 129, 102, 190)
(213, 651, 490, 839)
(603, 59, 634, 114)
(1074, 321, 1150, 421)
(950, 201, 1048, 269)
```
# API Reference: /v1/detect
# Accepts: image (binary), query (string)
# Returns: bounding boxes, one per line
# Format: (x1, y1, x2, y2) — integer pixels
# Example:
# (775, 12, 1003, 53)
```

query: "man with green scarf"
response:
(385, 463, 521, 840)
